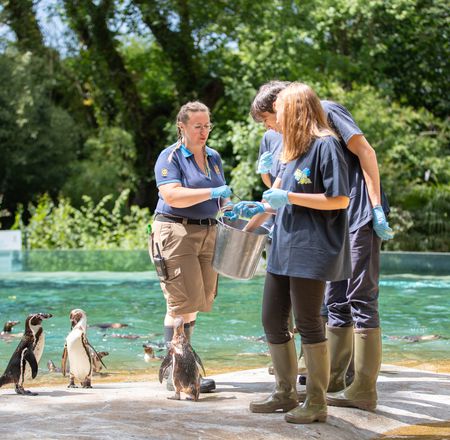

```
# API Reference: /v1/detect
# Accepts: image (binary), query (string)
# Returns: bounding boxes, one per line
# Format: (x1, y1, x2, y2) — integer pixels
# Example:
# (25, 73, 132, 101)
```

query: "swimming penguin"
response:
(62, 309, 105, 388)
(143, 343, 164, 362)
(91, 351, 109, 373)
(47, 360, 62, 373)
(0, 320, 22, 341)
(0, 313, 52, 395)
(159, 317, 205, 401)
(1, 320, 20, 334)
(90, 323, 128, 329)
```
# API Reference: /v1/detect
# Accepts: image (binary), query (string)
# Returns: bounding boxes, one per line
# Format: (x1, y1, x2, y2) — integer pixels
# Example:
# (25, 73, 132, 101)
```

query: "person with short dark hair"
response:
(247, 80, 393, 413)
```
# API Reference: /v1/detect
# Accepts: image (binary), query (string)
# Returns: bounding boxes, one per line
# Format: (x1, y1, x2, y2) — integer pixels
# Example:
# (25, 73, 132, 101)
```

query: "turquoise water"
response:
(0, 269, 449, 375)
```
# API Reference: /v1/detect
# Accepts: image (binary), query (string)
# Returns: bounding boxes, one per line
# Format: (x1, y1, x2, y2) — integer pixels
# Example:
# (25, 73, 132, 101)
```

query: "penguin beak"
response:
(39, 313, 53, 319)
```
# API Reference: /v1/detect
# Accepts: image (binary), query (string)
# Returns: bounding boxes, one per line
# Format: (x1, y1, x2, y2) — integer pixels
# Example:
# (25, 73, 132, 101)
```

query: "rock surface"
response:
(0, 364, 449, 440)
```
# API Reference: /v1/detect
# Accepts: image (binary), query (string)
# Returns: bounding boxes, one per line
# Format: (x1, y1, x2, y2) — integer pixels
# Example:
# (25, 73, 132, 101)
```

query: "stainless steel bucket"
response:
(213, 218, 269, 280)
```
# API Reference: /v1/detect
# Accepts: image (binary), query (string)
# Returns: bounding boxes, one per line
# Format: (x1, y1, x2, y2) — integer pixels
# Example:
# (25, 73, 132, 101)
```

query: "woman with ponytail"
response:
(152, 101, 232, 394)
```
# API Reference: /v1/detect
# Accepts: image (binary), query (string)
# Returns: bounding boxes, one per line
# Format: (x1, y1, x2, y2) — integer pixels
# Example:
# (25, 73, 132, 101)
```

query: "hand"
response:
(221, 202, 238, 221)
(372, 205, 394, 240)
(257, 151, 273, 174)
(210, 185, 232, 199)
(262, 188, 291, 209)
(233, 201, 265, 218)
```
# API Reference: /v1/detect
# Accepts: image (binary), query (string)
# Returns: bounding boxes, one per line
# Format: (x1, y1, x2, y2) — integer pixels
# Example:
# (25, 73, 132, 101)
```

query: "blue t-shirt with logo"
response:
(267, 135, 352, 281)
(154, 143, 226, 219)
(321, 100, 390, 232)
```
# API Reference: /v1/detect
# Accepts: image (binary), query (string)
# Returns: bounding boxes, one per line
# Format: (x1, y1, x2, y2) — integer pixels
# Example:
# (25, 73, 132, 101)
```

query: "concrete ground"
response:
(0, 365, 449, 440)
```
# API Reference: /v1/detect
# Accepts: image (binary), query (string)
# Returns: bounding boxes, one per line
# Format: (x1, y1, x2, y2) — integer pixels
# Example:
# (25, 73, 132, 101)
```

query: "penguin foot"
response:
(168, 392, 181, 400)
(67, 384, 78, 388)
(82, 384, 93, 389)
(15, 386, 38, 396)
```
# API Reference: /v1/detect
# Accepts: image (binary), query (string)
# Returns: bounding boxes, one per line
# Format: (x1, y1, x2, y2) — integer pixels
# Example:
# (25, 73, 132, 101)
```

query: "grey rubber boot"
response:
(285, 341, 329, 424)
(327, 327, 382, 411)
(250, 338, 298, 413)
(326, 325, 354, 392)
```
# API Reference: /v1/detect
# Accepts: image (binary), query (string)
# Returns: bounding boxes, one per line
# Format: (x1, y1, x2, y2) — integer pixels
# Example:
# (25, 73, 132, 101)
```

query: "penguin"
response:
(47, 360, 62, 373)
(1, 320, 20, 334)
(62, 309, 105, 388)
(159, 317, 205, 401)
(143, 343, 163, 362)
(0, 313, 52, 395)
(0, 320, 22, 341)
(91, 351, 109, 373)
(90, 323, 128, 329)
(109, 333, 140, 339)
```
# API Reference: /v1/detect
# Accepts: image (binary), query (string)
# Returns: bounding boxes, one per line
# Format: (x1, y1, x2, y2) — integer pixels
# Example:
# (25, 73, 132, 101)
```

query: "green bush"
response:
(14, 190, 150, 250)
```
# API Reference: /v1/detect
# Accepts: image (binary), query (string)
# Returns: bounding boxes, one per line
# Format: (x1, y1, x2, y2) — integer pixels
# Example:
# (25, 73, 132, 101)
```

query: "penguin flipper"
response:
(24, 349, 38, 379)
(159, 352, 172, 384)
(190, 346, 206, 376)
(61, 344, 68, 377)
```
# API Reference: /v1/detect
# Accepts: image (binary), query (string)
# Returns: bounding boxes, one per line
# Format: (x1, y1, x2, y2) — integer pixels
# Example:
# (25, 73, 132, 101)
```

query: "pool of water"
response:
(0, 270, 449, 377)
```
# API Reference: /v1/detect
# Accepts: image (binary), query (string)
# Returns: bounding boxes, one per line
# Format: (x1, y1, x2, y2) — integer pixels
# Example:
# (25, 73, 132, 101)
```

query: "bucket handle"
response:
(216, 189, 244, 225)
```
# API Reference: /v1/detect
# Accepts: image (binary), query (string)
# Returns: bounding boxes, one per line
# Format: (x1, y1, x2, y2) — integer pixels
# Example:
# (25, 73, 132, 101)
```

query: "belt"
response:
(155, 214, 217, 226)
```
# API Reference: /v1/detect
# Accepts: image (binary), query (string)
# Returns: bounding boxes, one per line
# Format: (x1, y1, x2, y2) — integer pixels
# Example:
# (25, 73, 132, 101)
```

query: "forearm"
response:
(243, 211, 274, 232)
(287, 193, 349, 210)
(359, 148, 381, 207)
(261, 173, 272, 188)
(161, 186, 212, 208)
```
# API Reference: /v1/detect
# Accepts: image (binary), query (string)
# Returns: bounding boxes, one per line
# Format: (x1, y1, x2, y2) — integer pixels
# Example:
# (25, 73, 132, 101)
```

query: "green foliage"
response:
(16, 190, 150, 250)
(21, 250, 151, 272)
(1, 0, 448, 251)
(63, 127, 137, 205)
(0, 51, 81, 224)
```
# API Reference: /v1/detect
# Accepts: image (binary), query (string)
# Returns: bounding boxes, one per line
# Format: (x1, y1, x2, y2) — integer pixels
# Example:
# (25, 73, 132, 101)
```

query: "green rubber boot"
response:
(326, 325, 354, 392)
(327, 327, 381, 411)
(285, 341, 329, 424)
(250, 338, 298, 413)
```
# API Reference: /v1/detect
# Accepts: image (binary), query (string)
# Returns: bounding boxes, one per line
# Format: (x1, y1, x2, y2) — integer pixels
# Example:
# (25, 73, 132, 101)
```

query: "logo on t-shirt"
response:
(294, 167, 312, 184)
(161, 168, 168, 177)
(214, 164, 221, 175)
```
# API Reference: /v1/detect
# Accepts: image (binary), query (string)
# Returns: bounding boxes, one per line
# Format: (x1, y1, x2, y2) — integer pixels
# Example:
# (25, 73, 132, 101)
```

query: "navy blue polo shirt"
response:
(267, 136, 352, 282)
(321, 100, 390, 232)
(154, 143, 226, 219)
(258, 129, 286, 184)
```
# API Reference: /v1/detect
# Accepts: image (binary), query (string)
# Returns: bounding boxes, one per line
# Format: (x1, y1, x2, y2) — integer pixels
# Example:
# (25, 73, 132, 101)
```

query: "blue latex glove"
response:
(257, 151, 273, 174)
(372, 205, 394, 240)
(222, 202, 238, 221)
(233, 201, 266, 218)
(262, 188, 291, 209)
(210, 185, 232, 199)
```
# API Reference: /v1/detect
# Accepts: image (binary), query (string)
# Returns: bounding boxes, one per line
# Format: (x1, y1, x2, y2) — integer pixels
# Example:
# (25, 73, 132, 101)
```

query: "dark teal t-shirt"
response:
(258, 129, 285, 184)
(322, 100, 390, 232)
(267, 135, 352, 281)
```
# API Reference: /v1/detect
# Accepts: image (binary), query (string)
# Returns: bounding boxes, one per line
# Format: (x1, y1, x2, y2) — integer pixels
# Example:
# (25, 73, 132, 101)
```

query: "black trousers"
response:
(262, 272, 326, 345)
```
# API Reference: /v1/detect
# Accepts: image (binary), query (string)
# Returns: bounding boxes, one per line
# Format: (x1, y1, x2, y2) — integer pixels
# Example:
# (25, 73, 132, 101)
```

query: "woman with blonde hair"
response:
(234, 82, 351, 423)
(152, 101, 233, 394)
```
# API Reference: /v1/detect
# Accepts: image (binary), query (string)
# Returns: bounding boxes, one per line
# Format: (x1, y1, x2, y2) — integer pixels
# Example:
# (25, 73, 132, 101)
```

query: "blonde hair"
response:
(168, 101, 211, 162)
(278, 83, 336, 162)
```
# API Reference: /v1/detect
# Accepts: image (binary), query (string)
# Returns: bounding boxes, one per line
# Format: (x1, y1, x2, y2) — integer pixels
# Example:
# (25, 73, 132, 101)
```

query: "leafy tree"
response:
(0, 52, 80, 227)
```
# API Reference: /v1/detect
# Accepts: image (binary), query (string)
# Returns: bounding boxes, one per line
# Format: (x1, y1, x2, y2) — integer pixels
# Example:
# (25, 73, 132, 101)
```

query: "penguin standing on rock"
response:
(159, 317, 205, 401)
(62, 309, 105, 388)
(0, 313, 52, 395)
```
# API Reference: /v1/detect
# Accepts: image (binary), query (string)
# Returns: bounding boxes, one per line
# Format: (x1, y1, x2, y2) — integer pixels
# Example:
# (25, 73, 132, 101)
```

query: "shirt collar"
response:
(180, 144, 212, 157)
